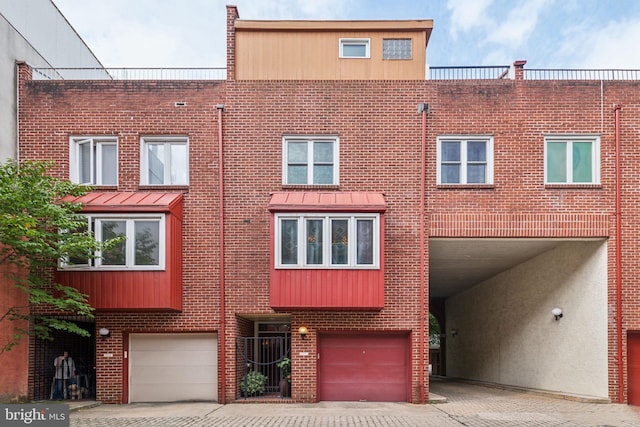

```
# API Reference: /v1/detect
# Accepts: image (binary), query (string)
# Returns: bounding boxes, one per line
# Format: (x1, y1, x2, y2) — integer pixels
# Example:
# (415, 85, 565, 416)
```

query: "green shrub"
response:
(240, 370, 268, 396)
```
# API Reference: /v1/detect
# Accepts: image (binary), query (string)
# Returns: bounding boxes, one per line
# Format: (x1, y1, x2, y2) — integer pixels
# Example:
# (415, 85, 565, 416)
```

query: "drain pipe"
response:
(216, 104, 226, 404)
(614, 103, 623, 403)
(418, 102, 429, 404)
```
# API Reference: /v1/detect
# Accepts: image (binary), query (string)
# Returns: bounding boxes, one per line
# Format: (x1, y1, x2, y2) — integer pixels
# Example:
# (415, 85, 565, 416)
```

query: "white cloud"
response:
(485, 0, 552, 49)
(563, 19, 640, 68)
(446, 0, 494, 39)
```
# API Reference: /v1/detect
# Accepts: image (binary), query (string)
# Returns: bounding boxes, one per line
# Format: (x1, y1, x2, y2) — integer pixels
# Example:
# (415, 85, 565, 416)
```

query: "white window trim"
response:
(140, 136, 189, 186)
(275, 212, 380, 269)
(282, 135, 340, 185)
(60, 213, 165, 271)
(339, 38, 371, 59)
(436, 135, 494, 185)
(544, 134, 600, 184)
(69, 136, 118, 185)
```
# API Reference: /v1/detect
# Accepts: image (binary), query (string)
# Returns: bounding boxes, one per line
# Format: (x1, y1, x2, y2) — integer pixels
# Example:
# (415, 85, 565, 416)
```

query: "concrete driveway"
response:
(69, 379, 640, 426)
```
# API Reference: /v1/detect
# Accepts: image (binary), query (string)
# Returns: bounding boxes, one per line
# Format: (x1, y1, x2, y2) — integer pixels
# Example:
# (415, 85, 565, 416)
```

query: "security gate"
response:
(236, 336, 290, 398)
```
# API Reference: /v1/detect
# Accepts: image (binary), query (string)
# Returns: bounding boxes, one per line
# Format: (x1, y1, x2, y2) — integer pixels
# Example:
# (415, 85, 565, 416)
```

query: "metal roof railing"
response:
(524, 68, 640, 80)
(428, 65, 511, 80)
(32, 67, 227, 81)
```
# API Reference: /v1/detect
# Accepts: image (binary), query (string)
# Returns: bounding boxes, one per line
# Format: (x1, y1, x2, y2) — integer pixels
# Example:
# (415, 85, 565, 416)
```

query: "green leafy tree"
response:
(0, 160, 110, 353)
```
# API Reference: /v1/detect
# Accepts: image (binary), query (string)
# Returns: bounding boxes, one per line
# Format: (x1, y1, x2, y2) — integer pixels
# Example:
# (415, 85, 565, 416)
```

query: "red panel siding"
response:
(270, 268, 384, 310)
(318, 333, 409, 401)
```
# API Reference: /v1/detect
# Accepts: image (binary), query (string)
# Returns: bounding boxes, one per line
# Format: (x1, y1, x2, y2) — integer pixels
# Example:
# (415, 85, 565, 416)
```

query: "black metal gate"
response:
(236, 336, 290, 398)
(30, 317, 95, 401)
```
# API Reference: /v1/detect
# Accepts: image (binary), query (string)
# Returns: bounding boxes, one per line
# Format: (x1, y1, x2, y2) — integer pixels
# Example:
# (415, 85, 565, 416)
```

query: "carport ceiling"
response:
(429, 238, 565, 298)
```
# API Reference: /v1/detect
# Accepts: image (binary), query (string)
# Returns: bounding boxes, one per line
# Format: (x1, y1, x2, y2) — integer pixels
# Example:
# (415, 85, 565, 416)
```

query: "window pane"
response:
(547, 142, 567, 183)
(134, 221, 159, 265)
(288, 165, 308, 184)
(383, 39, 412, 59)
(572, 142, 593, 182)
(68, 219, 90, 265)
(101, 144, 117, 185)
(313, 165, 333, 184)
(342, 43, 366, 57)
(170, 143, 188, 185)
(356, 219, 373, 265)
(148, 144, 165, 184)
(331, 219, 349, 265)
(101, 220, 126, 266)
(441, 164, 460, 184)
(441, 141, 460, 162)
(306, 219, 323, 264)
(79, 142, 92, 184)
(314, 142, 333, 163)
(467, 141, 486, 162)
(467, 164, 486, 184)
(287, 142, 307, 163)
(281, 219, 298, 265)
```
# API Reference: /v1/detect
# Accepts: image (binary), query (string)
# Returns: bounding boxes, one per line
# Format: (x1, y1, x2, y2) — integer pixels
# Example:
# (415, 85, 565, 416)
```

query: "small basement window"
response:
(339, 38, 370, 58)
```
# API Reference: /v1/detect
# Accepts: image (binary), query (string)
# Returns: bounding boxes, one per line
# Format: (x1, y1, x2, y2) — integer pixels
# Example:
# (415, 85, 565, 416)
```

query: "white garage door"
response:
(129, 333, 218, 402)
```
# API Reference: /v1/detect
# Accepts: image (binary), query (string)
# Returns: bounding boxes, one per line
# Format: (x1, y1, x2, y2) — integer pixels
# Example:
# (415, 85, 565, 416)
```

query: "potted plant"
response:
(240, 370, 268, 397)
(277, 357, 291, 398)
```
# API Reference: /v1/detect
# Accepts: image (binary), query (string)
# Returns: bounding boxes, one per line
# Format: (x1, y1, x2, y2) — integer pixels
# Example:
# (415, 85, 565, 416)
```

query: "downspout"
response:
(418, 102, 429, 403)
(216, 104, 226, 404)
(614, 103, 623, 403)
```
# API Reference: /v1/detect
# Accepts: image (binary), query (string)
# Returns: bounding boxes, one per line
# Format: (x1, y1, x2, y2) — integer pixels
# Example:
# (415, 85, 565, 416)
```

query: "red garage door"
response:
(629, 333, 640, 405)
(318, 333, 409, 402)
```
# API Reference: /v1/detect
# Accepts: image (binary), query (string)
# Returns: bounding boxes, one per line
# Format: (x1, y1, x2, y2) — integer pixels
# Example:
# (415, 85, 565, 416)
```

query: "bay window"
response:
(62, 214, 164, 270)
(276, 213, 379, 268)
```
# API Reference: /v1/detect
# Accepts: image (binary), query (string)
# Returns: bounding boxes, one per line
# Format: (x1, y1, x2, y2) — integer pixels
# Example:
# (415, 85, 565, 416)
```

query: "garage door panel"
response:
(132, 384, 216, 403)
(133, 350, 217, 366)
(130, 333, 218, 402)
(319, 333, 409, 402)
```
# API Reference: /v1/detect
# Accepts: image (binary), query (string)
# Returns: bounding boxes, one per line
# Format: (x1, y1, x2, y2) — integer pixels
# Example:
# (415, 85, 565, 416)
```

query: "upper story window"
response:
(437, 136, 494, 185)
(276, 213, 379, 268)
(141, 136, 189, 186)
(383, 39, 412, 59)
(70, 137, 117, 185)
(62, 214, 165, 270)
(545, 135, 600, 184)
(339, 38, 370, 58)
(283, 136, 339, 185)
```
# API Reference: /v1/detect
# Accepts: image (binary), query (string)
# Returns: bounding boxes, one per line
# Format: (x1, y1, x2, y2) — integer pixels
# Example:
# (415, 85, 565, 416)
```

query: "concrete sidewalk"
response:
(68, 380, 640, 426)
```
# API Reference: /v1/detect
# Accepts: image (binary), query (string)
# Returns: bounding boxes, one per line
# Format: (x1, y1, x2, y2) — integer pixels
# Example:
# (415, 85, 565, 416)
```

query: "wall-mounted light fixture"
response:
(551, 307, 563, 321)
(298, 326, 308, 340)
(99, 327, 111, 340)
(451, 329, 458, 337)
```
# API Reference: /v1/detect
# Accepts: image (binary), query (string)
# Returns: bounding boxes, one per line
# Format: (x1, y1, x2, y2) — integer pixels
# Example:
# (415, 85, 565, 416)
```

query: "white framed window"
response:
(545, 135, 600, 184)
(383, 39, 412, 59)
(437, 136, 494, 185)
(61, 214, 165, 270)
(275, 213, 379, 269)
(141, 136, 189, 185)
(339, 38, 370, 58)
(70, 136, 118, 185)
(283, 136, 339, 185)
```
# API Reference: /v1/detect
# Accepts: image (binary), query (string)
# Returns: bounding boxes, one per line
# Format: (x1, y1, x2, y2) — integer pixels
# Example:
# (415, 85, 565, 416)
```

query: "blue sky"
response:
(52, 0, 640, 69)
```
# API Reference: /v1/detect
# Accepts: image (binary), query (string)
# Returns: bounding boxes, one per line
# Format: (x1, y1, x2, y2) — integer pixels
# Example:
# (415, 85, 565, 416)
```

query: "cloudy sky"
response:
(52, 0, 640, 69)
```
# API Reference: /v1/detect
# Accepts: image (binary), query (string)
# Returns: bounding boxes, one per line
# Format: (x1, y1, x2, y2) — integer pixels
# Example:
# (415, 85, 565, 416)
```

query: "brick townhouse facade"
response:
(9, 5, 640, 405)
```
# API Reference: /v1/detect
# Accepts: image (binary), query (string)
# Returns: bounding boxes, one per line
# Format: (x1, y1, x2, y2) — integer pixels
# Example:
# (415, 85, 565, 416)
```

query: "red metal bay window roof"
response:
(65, 191, 183, 218)
(268, 191, 386, 212)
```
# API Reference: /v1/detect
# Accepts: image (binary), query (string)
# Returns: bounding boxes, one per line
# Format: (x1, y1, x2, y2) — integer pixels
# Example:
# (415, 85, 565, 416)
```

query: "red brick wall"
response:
(18, 62, 640, 403)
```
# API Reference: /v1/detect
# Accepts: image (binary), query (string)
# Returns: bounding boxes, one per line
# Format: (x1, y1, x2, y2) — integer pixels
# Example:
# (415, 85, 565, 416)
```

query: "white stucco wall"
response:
(445, 240, 608, 398)
(0, 0, 104, 162)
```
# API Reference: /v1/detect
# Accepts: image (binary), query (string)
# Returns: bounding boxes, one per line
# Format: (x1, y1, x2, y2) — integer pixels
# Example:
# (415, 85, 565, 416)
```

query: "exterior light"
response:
(552, 307, 563, 321)
(298, 326, 308, 340)
(99, 327, 111, 340)
(451, 329, 458, 337)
